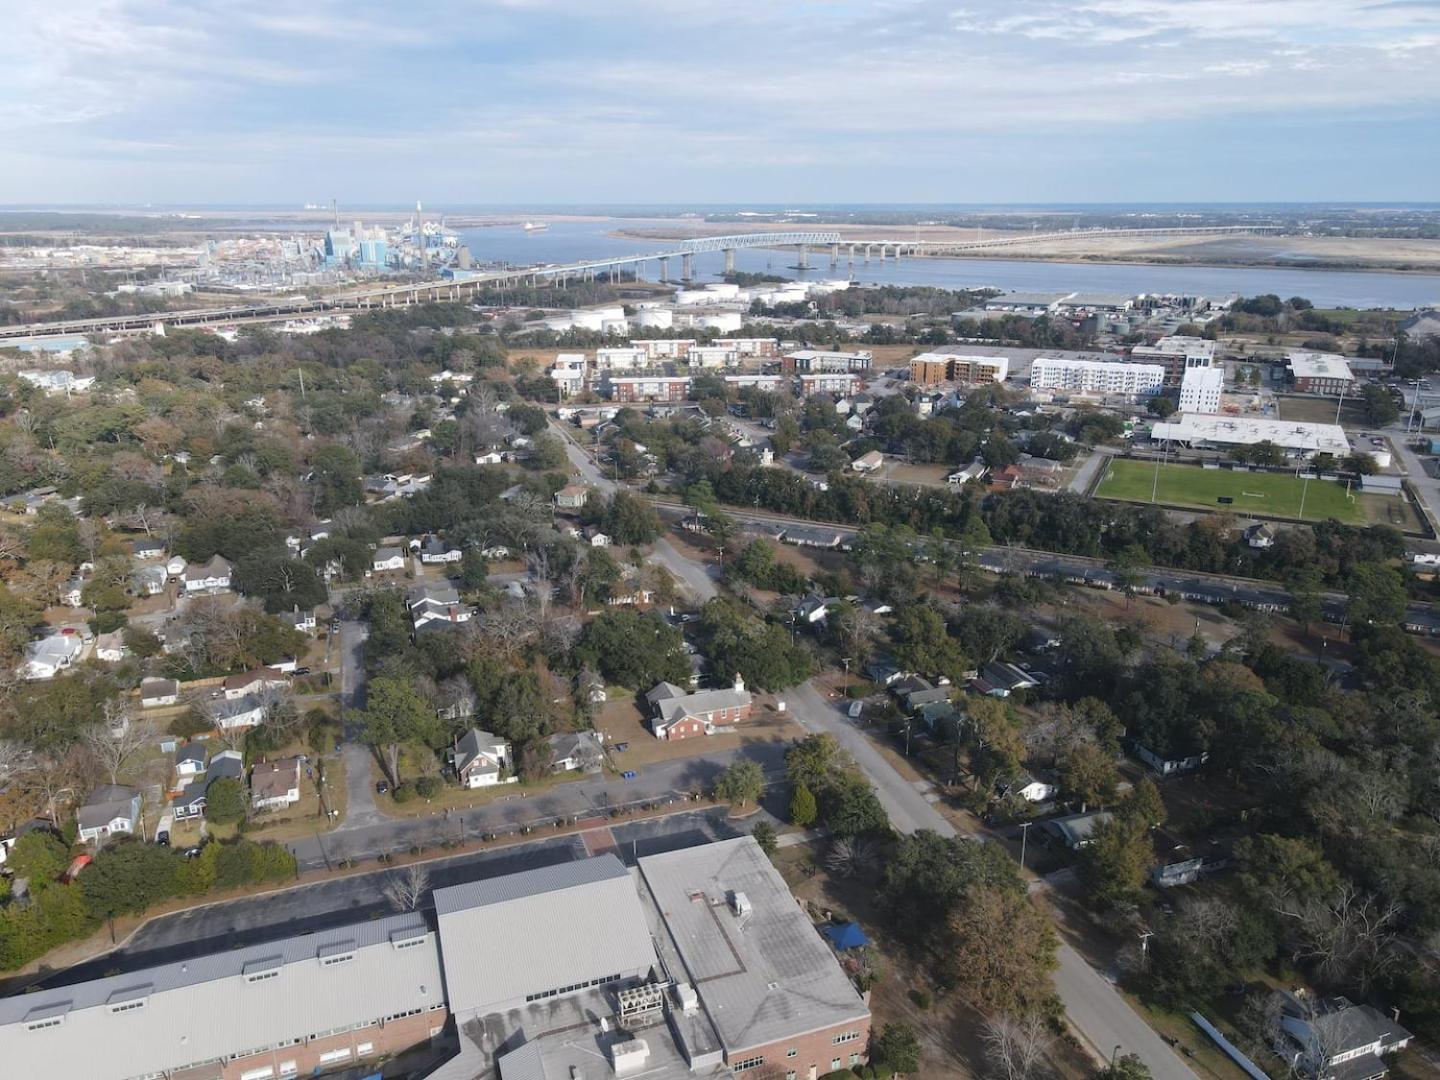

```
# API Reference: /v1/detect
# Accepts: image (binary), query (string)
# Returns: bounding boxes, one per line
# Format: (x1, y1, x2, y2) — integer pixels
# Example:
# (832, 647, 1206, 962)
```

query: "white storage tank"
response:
(601, 317, 629, 335)
(697, 313, 742, 333)
(634, 308, 672, 329)
(705, 282, 740, 299)
(569, 310, 605, 331)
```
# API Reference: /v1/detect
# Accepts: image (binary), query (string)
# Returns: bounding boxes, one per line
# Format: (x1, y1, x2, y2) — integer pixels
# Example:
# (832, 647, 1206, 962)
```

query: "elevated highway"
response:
(0, 225, 1279, 342)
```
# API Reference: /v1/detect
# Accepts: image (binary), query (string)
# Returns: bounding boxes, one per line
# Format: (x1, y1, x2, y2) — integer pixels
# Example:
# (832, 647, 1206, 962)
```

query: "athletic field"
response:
(1096, 458, 1365, 523)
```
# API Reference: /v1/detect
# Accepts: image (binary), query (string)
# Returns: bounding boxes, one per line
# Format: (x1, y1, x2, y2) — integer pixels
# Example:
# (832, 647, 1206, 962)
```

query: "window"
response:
(245, 970, 279, 984)
(240, 1067, 274, 1080)
(832, 1059, 842, 1072)
(833, 1030, 862, 1044)
(786, 1048, 798, 1058)
(732, 1056, 766, 1072)
(278, 1063, 297, 1078)
(318, 1048, 351, 1065)
(110, 999, 147, 1014)
(787, 1073, 797, 1080)
(392, 936, 424, 950)
(321, 953, 354, 967)
(25, 1017, 64, 1031)
(357, 1042, 374, 1055)
(849, 1053, 862, 1066)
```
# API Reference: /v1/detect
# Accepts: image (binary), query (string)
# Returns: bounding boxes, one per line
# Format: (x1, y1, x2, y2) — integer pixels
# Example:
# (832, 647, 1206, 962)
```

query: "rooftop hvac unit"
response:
(617, 983, 665, 1020)
(674, 982, 699, 1016)
(730, 891, 752, 917)
(611, 1038, 650, 1077)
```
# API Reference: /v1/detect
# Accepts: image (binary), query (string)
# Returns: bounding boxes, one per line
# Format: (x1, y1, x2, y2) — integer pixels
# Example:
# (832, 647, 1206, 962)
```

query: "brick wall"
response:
(219, 1008, 446, 1080)
(729, 1016, 872, 1080)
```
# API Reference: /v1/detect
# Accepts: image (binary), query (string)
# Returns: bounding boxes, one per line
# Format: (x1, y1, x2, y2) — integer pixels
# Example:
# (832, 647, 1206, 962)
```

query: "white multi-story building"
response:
(1029, 357, 1165, 398)
(550, 353, 588, 397)
(688, 345, 736, 368)
(1132, 335, 1216, 388)
(1178, 366, 1224, 413)
(594, 347, 646, 371)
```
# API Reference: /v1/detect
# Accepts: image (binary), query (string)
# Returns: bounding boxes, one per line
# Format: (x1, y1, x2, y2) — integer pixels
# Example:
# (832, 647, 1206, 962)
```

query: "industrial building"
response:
(782, 350, 873, 374)
(1149, 414, 1352, 458)
(1287, 351, 1356, 396)
(0, 839, 870, 1080)
(1028, 356, 1164, 399)
(1178, 366, 1225, 413)
(1131, 335, 1216, 388)
(908, 352, 1009, 386)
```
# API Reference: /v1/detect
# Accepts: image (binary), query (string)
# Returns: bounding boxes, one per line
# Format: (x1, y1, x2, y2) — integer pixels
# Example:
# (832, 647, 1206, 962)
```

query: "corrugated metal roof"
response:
(638, 836, 869, 1055)
(434, 855, 656, 1017)
(0, 911, 443, 1080)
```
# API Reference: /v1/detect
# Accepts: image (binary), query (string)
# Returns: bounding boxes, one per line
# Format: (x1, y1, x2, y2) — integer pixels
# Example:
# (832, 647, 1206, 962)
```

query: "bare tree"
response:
(83, 703, 154, 785)
(28, 749, 82, 822)
(383, 864, 432, 912)
(982, 1012, 1052, 1080)
(1277, 883, 1401, 992)
(825, 837, 877, 878)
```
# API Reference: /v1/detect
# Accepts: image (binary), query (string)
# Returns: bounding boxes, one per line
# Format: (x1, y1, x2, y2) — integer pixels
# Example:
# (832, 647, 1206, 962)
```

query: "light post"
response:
(1018, 821, 1031, 870)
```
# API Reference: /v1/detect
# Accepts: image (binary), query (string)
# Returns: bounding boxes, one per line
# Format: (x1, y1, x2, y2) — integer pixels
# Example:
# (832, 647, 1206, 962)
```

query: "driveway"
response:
(336, 617, 382, 831)
(651, 537, 718, 602)
(783, 680, 1197, 1080)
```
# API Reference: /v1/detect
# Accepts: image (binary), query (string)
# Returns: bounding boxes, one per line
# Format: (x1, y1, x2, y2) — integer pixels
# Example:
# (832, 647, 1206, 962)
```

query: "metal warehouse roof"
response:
(0, 911, 443, 1080)
(433, 854, 657, 1018)
(637, 836, 869, 1055)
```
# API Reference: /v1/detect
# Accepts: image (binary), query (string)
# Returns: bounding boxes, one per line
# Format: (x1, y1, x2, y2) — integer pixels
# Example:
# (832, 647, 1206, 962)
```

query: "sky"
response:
(4, 0, 1440, 205)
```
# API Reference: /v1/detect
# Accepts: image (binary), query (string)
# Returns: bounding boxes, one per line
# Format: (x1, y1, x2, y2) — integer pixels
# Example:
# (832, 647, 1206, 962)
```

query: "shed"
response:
(823, 922, 871, 951)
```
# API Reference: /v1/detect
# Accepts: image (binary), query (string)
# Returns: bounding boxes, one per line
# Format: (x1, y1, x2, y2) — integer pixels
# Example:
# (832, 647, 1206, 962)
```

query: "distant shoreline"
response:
(607, 227, 1440, 278)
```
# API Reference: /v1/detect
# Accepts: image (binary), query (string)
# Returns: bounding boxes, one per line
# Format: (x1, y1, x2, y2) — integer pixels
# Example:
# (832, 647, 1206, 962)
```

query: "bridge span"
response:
(0, 225, 1280, 342)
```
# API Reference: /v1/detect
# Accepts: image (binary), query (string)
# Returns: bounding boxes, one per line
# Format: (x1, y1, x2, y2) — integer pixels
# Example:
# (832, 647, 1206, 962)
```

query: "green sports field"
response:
(1096, 458, 1365, 523)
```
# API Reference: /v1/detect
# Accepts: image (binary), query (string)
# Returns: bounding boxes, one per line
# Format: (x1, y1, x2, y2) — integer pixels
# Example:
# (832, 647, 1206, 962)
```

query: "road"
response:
(290, 738, 786, 871)
(784, 681, 1197, 1079)
(31, 809, 741, 991)
(1069, 447, 1114, 494)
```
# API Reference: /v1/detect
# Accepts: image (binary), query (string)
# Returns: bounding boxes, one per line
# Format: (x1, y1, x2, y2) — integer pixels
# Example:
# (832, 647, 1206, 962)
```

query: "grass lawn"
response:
(1098, 458, 1364, 523)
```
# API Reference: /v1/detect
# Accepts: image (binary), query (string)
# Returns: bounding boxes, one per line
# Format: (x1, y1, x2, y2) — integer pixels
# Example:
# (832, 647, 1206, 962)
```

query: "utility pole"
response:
(1018, 820, 1031, 870)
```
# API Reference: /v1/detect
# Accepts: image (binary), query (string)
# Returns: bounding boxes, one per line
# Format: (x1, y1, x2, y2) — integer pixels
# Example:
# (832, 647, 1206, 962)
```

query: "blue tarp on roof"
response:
(824, 922, 871, 950)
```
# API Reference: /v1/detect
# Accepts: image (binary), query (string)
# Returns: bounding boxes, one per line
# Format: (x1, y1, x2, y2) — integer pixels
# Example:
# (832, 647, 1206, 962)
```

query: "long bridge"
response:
(0, 225, 1280, 342)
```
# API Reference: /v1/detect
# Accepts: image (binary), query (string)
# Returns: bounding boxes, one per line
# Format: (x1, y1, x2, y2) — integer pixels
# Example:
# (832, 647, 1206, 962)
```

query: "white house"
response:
(473, 450, 505, 466)
(174, 741, 208, 780)
(94, 630, 128, 663)
(222, 667, 289, 700)
(548, 731, 606, 773)
(372, 546, 407, 574)
(1134, 742, 1208, 776)
(410, 584, 471, 630)
(451, 728, 513, 788)
(587, 529, 612, 548)
(59, 578, 85, 608)
(140, 677, 180, 708)
(131, 565, 168, 596)
(165, 554, 188, 578)
(413, 535, 463, 564)
(182, 555, 232, 594)
(997, 772, 1058, 804)
(22, 633, 84, 680)
(850, 450, 884, 473)
(287, 608, 317, 635)
(250, 757, 302, 812)
(76, 785, 140, 844)
(213, 696, 266, 730)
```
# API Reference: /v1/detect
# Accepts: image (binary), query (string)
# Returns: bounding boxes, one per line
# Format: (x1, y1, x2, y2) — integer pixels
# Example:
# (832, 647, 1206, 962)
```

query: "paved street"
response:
(652, 536, 719, 601)
(1068, 447, 1114, 494)
(783, 680, 1197, 1079)
(290, 738, 786, 870)
(33, 809, 741, 992)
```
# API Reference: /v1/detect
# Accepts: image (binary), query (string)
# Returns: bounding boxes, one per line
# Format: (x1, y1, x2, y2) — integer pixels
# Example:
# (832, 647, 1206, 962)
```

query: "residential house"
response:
(413, 534, 463, 564)
(372, 546, 407, 574)
(917, 700, 963, 736)
(585, 528, 612, 548)
(473, 450, 505, 466)
(554, 483, 590, 511)
(996, 771, 1058, 804)
(645, 674, 752, 741)
(22, 633, 84, 680)
(182, 555, 232, 594)
(140, 677, 180, 708)
(164, 554, 187, 578)
(0, 485, 58, 515)
(76, 784, 141, 844)
(131, 538, 166, 560)
(213, 696, 266, 731)
(1245, 522, 1276, 549)
(171, 780, 208, 821)
(865, 658, 909, 687)
(1134, 742, 1208, 776)
(94, 630, 127, 663)
(947, 461, 987, 487)
(174, 742, 208, 781)
(782, 524, 846, 549)
(410, 584, 471, 630)
(207, 749, 244, 784)
(793, 595, 837, 626)
(59, 577, 85, 608)
(223, 667, 289, 700)
(894, 675, 950, 713)
(1269, 991, 1412, 1080)
(287, 607, 318, 635)
(1151, 830, 1231, 888)
(969, 661, 1040, 698)
(1042, 810, 1113, 850)
(548, 731, 605, 773)
(251, 757, 303, 812)
(451, 729, 512, 789)
(850, 450, 884, 473)
(131, 565, 167, 596)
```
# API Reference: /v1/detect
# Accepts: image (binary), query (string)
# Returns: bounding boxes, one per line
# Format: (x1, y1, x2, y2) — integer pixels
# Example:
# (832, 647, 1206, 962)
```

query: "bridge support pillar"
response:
(863, 245, 872, 261)
(723, 248, 735, 274)
(659, 257, 669, 283)
(829, 243, 840, 267)
(682, 253, 694, 281)
(797, 244, 809, 269)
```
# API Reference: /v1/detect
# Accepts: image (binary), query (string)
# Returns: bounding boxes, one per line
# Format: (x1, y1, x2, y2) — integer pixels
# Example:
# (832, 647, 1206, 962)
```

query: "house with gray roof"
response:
(450, 729, 511, 789)
(645, 674, 752, 740)
(76, 784, 140, 844)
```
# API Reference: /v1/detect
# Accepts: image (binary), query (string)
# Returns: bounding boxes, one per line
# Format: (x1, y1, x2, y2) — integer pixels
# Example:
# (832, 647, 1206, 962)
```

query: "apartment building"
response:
(908, 352, 1009, 386)
(714, 337, 778, 358)
(1029, 356, 1165, 398)
(782, 349, 873, 374)
(1131, 335, 1216, 388)
(798, 372, 860, 396)
(1288, 351, 1356, 396)
(633, 339, 696, 360)
(606, 375, 692, 403)
(1178, 365, 1225, 413)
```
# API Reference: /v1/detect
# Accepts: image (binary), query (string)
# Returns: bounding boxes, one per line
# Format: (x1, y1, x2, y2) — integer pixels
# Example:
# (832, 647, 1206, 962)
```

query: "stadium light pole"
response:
(1298, 471, 1311, 520)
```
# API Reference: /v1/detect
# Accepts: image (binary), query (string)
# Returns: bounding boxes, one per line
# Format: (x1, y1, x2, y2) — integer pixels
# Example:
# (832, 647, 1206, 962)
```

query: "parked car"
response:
(292, 666, 310, 676)
(375, 780, 390, 795)
(622, 770, 638, 780)
(156, 830, 170, 846)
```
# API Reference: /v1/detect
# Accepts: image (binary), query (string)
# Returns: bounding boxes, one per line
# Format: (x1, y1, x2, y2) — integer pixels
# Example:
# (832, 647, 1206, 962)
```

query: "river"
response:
(457, 219, 1440, 310)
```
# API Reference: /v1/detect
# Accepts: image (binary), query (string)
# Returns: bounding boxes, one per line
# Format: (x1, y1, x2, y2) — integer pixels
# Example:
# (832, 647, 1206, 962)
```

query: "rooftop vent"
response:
(611, 1038, 651, 1077)
(730, 890, 752, 917)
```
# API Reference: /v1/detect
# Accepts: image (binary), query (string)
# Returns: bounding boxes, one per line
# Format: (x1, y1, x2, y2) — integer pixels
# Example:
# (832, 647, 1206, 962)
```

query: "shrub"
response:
(907, 987, 931, 1010)
(392, 783, 416, 804)
(415, 776, 441, 799)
